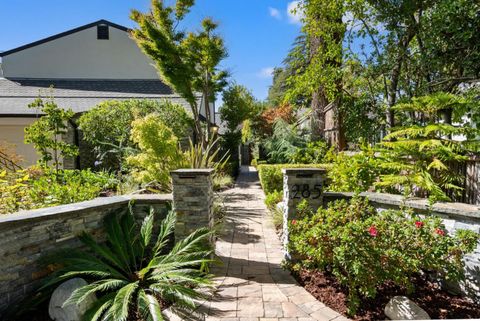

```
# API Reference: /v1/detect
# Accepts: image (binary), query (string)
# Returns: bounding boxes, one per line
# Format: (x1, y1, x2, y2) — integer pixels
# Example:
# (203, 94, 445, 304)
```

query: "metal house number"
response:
(290, 184, 322, 199)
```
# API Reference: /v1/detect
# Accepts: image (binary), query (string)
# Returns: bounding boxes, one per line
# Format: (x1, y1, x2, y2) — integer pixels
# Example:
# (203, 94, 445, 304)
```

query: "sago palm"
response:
(41, 205, 215, 321)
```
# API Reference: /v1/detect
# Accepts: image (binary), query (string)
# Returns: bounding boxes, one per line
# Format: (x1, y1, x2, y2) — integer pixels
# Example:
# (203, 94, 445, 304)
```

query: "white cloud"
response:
(269, 7, 282, 20)
(287, 1, 303, 25)
(257, 67, 275, 78)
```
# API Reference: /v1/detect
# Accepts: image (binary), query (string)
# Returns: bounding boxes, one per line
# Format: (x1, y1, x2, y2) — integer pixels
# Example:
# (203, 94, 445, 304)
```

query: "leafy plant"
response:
(0, 167, 116, 214)
(25, 95, 78, 171)
(213, 173, 234, 191)
(264, 190, 283, 211)
(289, 196, 479, 315)
(78, 100, 192, 171)
(131, 0, 229, 142)
(290, 140, 329, 164)
(326, 144, 380, 193)
(39, 206, 214, 321)
(376, 93, 480, 201)
(127, 114, 186, 192)
(264, 119, 305, 164)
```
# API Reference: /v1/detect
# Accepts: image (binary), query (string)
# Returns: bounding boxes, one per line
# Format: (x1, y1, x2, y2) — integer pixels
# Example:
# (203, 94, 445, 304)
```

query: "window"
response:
(97, 25, 109, 40)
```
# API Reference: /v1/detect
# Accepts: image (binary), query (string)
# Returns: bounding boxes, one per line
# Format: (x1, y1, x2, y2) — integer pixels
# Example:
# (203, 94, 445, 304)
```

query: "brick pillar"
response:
(282, 168, 327, 258)
(171, 169, 214, 243)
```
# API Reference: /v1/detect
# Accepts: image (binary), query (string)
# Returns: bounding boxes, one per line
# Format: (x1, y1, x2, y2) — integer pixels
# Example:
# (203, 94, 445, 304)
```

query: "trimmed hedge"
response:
(257, 164, 329, 194)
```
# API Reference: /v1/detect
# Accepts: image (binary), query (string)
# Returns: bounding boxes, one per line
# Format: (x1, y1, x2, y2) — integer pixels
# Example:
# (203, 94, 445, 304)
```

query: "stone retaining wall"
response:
(0, 194, 172, 314)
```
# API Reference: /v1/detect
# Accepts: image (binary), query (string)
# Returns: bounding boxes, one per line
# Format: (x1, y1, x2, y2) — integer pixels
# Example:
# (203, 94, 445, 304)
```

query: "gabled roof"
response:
(0, 78, 201, 116)
(0, 20, 129, 57)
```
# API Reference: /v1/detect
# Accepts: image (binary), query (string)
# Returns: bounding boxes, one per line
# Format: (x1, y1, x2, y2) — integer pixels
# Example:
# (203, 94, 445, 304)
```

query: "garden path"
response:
(167, 166, 347, 321)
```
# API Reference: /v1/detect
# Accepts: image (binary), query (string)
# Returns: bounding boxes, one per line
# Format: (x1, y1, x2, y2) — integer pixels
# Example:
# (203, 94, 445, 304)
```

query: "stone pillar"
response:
(171, 169, 214, 243)
(282, 168, 327, 257)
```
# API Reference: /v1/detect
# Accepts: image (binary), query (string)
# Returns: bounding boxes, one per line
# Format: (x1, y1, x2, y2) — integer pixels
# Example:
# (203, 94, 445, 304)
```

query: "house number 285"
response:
(290, 184, 322, 199)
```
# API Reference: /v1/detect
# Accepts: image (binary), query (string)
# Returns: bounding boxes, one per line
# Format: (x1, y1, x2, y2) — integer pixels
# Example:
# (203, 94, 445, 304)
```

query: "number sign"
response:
(290, 183, 322, 199)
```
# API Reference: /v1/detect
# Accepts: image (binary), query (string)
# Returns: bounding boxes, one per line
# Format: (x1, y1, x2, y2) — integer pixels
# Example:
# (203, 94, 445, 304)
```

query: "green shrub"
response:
(79, 99, 192, 170)
(265, 190, 283, 210)
(325, 145, 380, 193)
(213, 174, 234, 191)
(0, 167, 116, 214)
(290, 141, 330, 164)
(127, 114, 185, 192)
(289, 197, 479, 315)
(35, 206, 214, 321)
(258, 164, 329, 194)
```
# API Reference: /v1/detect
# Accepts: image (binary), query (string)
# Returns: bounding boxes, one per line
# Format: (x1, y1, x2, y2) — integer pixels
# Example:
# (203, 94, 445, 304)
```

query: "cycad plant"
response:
(41, 205, 214, 321)
(376, 92, 480, 201)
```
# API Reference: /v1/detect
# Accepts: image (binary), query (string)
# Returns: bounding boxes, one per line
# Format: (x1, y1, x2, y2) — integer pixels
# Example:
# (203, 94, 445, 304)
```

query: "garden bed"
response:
(295, 269, 480, 320)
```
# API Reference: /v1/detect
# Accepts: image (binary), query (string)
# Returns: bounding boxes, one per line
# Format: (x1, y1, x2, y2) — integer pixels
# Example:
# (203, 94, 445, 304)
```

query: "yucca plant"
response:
(40, 205, 215, 321)
(185, 137, 230, 172)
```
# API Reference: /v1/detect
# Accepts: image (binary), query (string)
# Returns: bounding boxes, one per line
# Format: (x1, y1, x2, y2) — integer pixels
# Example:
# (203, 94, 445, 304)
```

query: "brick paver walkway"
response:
(167, 166, 347, 321)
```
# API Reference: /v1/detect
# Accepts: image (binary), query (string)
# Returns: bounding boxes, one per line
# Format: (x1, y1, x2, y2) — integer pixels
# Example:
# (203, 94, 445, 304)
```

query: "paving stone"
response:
(199, 167, 346, 321)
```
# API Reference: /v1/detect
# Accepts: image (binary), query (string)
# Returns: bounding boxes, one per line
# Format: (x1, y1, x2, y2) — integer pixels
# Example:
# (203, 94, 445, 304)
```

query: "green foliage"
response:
(213, 173, 234, 191)
(0, 167, 116, 214)
(289, 197, 479, 315)
(131, 0, 228, 141)
(25, 96, 78, 171)
(220, 84, 256, 133)
(78, 99, 192, 170)
(264, 190, 283, 211)
(264, 119, 305, 164)
(185, 137, 229, 172)
(376, 93, 480, 201)
(127, 114, 185, 191)
(38, 206, 214, 321)
(258, 163, 328, 195)
(326, 144, 380, 193)
(290, 141, 329, 164)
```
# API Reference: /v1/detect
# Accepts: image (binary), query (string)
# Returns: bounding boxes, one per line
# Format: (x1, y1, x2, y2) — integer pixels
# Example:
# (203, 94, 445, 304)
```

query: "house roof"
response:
(0, 20, 129, 57)
(0, 78, 200, 116)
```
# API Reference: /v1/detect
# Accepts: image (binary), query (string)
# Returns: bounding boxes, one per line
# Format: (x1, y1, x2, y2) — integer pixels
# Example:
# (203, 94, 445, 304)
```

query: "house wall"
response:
(2, 26, 158, 79)
(0, 117, 39, 166)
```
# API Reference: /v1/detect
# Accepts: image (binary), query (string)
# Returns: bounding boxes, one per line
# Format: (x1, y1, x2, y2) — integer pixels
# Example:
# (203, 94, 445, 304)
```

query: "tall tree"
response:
(130, 0, 228, 144)
(287, 0, 347, 149)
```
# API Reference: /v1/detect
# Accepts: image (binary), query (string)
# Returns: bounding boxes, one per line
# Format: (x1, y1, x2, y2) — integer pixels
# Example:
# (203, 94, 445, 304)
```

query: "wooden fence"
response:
(447, 156, 480, 205)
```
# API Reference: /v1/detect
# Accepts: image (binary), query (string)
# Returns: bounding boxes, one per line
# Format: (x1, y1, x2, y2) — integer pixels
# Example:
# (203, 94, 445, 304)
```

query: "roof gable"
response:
(0, 20, 129, 57)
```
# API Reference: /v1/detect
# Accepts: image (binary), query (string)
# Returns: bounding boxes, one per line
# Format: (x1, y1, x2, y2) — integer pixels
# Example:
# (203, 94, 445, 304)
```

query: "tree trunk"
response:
(386, 28, 416, 130)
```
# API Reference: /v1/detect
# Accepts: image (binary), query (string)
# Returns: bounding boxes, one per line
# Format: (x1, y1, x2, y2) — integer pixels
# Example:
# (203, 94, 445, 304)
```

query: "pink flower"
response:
(368, 225, 378, 237)
(291, 219, 297, 225)
(435, 228, 445, 236)
(415, 221, 424, 228)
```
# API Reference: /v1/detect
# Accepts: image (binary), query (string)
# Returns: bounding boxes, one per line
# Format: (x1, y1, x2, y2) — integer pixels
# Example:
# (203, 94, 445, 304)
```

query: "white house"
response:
(0, 20, 214, 167)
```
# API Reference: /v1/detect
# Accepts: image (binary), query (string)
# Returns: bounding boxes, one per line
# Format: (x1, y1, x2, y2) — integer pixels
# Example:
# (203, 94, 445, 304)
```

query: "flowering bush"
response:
(288, 197, 479, 315)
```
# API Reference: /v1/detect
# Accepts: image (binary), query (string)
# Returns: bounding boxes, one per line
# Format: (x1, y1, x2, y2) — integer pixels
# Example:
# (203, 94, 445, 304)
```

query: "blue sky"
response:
(0, 1, 303, 104)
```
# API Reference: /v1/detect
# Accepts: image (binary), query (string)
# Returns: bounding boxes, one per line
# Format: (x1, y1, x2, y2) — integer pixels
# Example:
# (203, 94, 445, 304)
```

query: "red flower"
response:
(291, 219, 297, 225)
(415, 221, 424, 228)
(435, 228, 445, 236)
(368, 225, 378, 237)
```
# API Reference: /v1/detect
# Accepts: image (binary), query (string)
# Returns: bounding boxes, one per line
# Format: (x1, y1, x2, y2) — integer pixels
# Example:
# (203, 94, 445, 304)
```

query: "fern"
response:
(376, 92, 480, 201)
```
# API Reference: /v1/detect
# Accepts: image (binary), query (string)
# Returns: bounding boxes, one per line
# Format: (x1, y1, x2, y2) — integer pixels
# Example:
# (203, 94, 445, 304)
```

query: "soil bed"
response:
(295, 268, 480, 320)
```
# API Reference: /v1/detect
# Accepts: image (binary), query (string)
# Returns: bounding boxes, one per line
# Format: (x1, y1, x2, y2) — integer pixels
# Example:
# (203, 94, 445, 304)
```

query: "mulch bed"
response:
(294, 269, 480, 320)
